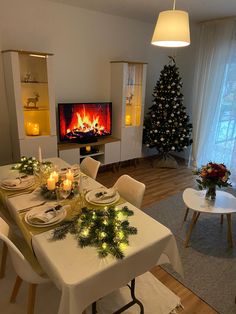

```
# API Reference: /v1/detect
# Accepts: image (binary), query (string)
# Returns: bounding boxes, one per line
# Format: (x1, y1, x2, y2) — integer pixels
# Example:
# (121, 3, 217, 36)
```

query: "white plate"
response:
(85, 188, 120, 205)
(24, 204, 67, 227)
(0, 178, 35, 191)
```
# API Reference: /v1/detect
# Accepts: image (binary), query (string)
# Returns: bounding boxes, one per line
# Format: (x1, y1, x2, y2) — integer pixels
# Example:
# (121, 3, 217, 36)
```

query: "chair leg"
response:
(10, 275, 23, 303)
(27, 283, 37, 314)
(183, 207, 190, 222)
(0, 242, 8, 278)
(220, 214, 224, 225)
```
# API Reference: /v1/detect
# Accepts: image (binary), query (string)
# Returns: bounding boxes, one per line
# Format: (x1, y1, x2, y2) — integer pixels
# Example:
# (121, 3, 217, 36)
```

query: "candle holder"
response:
(40, 179, 79, 200)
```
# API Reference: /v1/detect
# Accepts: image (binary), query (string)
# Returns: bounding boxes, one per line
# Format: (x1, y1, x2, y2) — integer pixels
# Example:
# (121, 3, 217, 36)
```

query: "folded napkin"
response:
(27, 210, 57, 224)
(93, 188, 117, 202)
(2, 175, 34, 187)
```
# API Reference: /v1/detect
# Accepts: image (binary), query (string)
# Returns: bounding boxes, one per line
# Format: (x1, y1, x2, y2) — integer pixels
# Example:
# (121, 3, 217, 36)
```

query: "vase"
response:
(205, 186, 216, 200)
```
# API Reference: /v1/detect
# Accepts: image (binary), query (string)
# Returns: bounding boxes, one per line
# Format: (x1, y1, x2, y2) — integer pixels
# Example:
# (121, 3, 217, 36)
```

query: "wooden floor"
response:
(97, 156, 218, 314)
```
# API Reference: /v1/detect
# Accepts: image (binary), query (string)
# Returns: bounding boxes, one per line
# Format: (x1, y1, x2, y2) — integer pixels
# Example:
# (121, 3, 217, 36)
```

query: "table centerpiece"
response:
(193, 162, 231, 200)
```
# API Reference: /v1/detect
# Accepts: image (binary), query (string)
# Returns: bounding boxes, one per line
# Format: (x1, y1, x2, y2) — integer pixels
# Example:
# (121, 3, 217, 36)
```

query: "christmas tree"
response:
(143, 56, 193, 160)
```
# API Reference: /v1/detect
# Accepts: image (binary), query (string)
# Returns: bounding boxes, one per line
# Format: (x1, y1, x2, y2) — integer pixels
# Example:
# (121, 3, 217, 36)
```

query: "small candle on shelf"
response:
(38, 146, 42, 163)
(51, 171, 59, 183)
(66, 169, 74, 181)
(85, 146, 91, 153)
(26, 122, 40, 136)
(125, 114, 131, 126)
(63, 179, 72, 191)
(47, 174, 56, 190)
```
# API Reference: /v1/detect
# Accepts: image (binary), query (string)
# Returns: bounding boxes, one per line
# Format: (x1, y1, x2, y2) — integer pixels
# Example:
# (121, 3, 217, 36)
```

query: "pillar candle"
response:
(51, 171, 59, 183)
(66, 169, 74, 181)
(47, 174, 56, 190)
(63, 179, 72, 191)
(38, 146, 42, 163)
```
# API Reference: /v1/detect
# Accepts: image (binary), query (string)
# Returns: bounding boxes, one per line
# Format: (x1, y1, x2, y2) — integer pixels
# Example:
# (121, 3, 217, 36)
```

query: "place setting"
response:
(0, 174, 35, 191)
(85, 187, 120, 206)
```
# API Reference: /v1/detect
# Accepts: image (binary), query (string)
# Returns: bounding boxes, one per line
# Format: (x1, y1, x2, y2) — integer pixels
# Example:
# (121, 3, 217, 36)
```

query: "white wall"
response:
(0, 0, 198, 165)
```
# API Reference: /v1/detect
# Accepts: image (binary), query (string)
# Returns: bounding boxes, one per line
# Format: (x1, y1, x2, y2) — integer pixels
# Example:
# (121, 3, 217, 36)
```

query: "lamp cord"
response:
(173, 0, 176, 10)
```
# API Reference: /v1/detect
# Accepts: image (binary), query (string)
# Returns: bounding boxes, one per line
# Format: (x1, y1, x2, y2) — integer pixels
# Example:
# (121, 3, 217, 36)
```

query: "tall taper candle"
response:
(38, 146, 42, 163)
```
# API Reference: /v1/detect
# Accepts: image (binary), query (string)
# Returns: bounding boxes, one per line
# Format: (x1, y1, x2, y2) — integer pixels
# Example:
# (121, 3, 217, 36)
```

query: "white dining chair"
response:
(80, 156, 101, 180)
(0, 217, 49, 314)
(113, 174, 146, 208)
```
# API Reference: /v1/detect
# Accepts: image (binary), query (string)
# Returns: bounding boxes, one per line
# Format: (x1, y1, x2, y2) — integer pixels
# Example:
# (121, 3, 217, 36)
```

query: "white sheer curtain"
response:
(192, 19, 236, 181)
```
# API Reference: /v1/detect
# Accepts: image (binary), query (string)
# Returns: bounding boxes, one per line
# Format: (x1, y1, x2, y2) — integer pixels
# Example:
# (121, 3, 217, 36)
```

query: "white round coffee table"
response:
(183, 188, 236, 248)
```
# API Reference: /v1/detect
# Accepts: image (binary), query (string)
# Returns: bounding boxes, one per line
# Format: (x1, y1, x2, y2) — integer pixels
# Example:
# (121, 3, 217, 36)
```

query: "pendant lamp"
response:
(151, 0, 190, 47)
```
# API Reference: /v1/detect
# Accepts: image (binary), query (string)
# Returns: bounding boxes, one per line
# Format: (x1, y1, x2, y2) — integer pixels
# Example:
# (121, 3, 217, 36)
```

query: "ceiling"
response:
(48, 0, 236, 23)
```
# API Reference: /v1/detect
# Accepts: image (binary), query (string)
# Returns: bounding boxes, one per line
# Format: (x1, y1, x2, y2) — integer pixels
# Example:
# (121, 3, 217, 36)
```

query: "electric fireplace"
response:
(58, 102, 112, 143)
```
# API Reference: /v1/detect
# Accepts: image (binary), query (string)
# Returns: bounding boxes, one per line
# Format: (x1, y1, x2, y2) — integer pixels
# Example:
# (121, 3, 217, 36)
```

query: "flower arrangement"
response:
(193, 162, 231, 189)
(52, 206, 137, 259)
(193, 162, 231, 200)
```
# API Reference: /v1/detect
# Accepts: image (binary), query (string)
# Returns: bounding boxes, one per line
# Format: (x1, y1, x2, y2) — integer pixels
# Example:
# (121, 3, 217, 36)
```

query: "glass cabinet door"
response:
(19, 53, 51, 136)
(125, 63, 143, 127)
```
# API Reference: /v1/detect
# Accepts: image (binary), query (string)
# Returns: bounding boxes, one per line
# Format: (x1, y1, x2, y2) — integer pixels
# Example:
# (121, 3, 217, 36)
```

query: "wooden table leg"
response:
(183, 207, 189, 222)
(226, 214, 233, 248)
(185, 211, 200, 248)
(220, 214, 224, 225)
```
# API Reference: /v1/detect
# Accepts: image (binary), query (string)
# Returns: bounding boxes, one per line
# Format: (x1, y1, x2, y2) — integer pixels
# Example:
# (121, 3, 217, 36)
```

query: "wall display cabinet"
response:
(58, 137, 121, 166)
(110, 61, 147, 161)
(2, 50, 57, 161)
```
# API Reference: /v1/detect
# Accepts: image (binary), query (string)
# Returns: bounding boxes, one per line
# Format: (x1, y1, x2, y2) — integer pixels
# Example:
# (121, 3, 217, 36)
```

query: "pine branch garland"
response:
(52, 206, 137, 259)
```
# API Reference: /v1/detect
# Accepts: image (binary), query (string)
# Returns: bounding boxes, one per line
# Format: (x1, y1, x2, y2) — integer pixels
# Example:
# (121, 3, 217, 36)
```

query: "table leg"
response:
(183, 207, 189, 222)
(185, 212, 200, 248)
(226, 214, 233, 248)
(220, 214, 224, 225)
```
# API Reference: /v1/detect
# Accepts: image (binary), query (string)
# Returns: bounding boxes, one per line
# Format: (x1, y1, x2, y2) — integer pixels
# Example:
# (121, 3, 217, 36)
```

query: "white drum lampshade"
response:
(151, 10, 190, 47)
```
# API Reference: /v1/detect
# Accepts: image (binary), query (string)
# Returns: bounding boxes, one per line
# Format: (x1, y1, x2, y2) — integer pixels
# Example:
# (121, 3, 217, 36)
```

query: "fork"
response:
(18, 201, 47, 213)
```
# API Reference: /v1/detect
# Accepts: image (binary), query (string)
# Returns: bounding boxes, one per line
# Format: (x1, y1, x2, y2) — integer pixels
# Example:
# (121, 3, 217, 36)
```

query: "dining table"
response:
(0, 157, 183, 314)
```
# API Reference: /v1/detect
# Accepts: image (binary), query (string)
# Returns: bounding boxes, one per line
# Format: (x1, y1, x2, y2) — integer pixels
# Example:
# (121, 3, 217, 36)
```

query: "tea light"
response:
(85, 146, 91, 153)
(47, 174, 55, 190)
(63, 179, 72, 191)
(51, 171, 59, 183)
(66, 169, 74, 181)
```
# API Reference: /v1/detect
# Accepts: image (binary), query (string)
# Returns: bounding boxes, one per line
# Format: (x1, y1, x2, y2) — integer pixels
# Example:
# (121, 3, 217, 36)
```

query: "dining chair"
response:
(0, 217, 50, 314)
(80, 156, 101, 180)
(113, 174, 146, 208)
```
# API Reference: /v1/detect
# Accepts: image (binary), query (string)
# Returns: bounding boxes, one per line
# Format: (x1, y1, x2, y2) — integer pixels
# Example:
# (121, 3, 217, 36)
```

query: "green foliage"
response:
(143, 57, 193, 156)
(11, 156, 51, 175)
(52, 206, 137, 259)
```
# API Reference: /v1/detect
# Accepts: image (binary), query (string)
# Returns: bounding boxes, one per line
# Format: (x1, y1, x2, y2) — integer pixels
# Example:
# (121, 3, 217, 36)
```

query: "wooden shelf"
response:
(58, 136, 120, 151)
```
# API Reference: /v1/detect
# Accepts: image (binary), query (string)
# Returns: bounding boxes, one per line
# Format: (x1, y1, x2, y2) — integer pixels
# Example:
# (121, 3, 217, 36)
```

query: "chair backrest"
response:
(80, 157, 101, 180)
(113, 175, 146, 208)
(0, 217, 46, 284)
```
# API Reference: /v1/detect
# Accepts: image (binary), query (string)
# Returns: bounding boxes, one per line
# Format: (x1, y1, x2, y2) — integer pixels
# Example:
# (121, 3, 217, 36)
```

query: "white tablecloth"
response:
(1, 158, 183, 314)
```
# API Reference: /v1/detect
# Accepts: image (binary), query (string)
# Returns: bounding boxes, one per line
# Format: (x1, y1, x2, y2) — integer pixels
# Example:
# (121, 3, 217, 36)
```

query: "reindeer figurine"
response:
(26, 92, 40, 109)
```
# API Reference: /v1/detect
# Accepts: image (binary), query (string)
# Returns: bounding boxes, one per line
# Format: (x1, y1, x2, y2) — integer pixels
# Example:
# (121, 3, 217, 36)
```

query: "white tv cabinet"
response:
(58, 137, 121, 166)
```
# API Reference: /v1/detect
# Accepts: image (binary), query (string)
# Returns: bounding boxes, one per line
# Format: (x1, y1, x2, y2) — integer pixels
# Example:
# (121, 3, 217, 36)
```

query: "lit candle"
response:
(38, 146, 42, 163)
(51, 171, 59, 183)
(85, 146, 91, 153)
(47, 174, 56, 190)
(31, 123, 39, 135)
(125, 114, 131, 126)
(26, 122, 40, 136)
(63, 179, 72, 191)
(66, 169, 74, 181)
